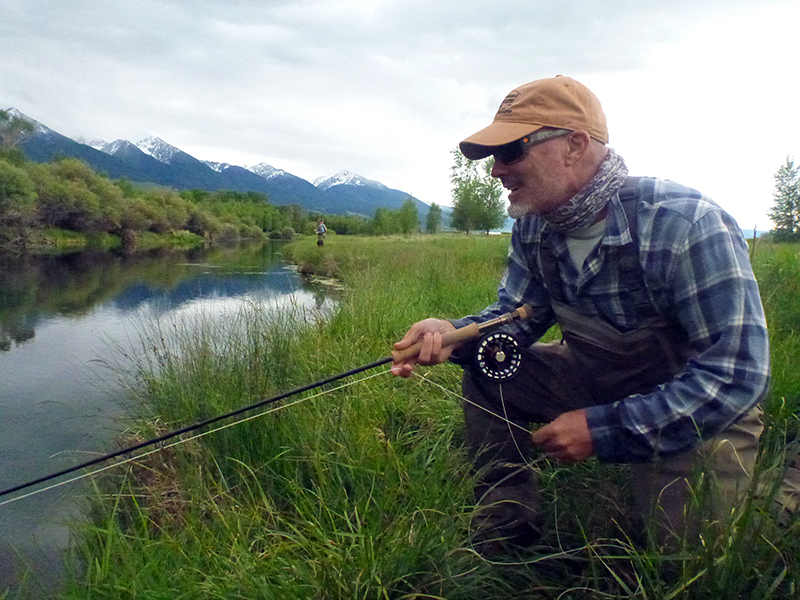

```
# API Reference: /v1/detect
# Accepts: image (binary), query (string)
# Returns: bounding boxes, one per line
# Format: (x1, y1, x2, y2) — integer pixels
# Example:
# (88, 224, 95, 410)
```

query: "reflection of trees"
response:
(0, 241, 286, 352)
(0, 323, 35, 351)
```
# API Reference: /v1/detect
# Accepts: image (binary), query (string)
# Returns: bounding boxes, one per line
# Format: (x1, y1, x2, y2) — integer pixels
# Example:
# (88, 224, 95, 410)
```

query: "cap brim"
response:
(459, 122, 544, 160)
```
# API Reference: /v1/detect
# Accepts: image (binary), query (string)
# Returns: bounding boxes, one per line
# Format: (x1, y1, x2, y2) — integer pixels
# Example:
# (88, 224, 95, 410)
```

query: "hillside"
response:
(10, 109, 432, 220)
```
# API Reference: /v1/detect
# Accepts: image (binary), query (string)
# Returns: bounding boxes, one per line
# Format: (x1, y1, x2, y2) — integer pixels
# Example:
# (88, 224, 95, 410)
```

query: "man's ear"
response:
(563, 131, 592, 166)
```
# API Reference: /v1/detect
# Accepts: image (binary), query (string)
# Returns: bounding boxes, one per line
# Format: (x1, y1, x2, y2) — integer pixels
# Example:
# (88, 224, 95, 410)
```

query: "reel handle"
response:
(391, 323, 480, 363)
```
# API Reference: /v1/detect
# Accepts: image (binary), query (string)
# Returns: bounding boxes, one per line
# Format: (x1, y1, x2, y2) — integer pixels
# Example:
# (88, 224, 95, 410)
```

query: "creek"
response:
(0, 241, 332, 594)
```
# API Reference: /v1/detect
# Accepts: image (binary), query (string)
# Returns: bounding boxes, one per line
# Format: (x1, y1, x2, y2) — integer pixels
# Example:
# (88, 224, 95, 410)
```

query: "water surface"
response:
(0, 243, 331, 593)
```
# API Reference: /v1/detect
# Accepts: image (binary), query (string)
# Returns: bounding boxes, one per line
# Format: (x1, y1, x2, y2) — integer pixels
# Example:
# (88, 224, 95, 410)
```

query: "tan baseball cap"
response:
(459, 75, 608, 160)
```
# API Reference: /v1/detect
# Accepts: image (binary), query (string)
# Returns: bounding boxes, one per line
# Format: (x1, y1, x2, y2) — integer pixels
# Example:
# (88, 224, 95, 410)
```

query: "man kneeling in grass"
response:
(392, 75, 770, 552)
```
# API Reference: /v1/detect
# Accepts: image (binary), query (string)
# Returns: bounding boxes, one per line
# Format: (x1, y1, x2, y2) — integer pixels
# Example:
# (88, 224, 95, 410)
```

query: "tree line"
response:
(0, 149, 302, 246)
(1, 109, 517, 247)
(14, 109, 797, 245)
(7, 121, 796, 247)
(0, 147, 452, 247)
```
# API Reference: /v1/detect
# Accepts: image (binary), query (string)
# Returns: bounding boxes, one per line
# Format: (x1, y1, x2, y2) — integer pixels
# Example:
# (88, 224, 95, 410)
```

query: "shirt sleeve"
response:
(586, 208, 770, 462)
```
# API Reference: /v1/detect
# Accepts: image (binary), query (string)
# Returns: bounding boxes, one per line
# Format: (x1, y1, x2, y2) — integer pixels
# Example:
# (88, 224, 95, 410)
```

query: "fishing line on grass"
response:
(499, 384, 530, 462)
(1, 304, 534, 507)
(0, 367, 392, 508)
(411, 372, 530, 435)
(2, 370, 530, 508)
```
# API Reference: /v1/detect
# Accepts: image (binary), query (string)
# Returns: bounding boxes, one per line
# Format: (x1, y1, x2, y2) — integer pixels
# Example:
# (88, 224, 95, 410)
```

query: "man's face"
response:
(490, 135, 573, 219)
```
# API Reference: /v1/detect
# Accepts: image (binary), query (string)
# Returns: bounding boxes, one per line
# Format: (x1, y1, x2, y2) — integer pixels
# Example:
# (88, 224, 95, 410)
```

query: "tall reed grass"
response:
(10, 234, 798, 599)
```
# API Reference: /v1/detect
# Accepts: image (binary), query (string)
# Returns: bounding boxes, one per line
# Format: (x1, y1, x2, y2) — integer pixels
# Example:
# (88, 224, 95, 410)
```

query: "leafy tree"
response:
(119, 198, 150, 231)
(769, 157, 800, 239)
(186, 207, 222, 239)
(398, 196, 419, 234)
(181, 189, 275, 235)
(0, 147, 27, 167)
(28, 161, 97, 231)
(425, 202, 442, 234)
(371, 207, 401, 235)
(279, 204, 307, 234)
(217, 222, 241, 243)
(181, 189, 212, 204)
(449, 148, 505, 234)
(144, 189, 190, 232)
(0, 110, 34, 149)
(0, 160, 37, 228)
(31, 159, 122, 232)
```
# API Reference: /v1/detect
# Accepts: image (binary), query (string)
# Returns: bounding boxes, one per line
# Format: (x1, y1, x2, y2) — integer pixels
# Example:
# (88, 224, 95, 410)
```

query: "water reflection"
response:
(0, 241, 332, 594)
(0, 244, 330, 352)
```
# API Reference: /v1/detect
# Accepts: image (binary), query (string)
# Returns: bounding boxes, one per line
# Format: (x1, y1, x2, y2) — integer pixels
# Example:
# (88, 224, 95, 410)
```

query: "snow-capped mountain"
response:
(101, 139, 138, 155)
(314, 170, 386, 191)
(5, 108, 56, 137)
(203, 160, 233, 173)
(247, 163, 287, 180)
(73, 136, 107, 150)
(136, 136, 180, 164)
(12, 108, 431, 220)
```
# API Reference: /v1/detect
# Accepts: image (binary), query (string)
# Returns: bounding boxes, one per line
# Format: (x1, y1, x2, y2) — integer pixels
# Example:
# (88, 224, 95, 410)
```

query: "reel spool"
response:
(474, 331, 523, 381)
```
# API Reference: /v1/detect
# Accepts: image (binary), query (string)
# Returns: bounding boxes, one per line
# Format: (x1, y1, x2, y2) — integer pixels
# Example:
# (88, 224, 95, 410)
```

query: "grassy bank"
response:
(10, 234, 799, 599)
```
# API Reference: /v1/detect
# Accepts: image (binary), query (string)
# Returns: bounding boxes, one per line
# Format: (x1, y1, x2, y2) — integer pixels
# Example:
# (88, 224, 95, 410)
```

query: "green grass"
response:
(9, 234, 799, 599)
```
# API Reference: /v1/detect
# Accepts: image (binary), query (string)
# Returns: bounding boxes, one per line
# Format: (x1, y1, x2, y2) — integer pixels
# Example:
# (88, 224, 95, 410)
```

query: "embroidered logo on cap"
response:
(496, 91, 520, 115)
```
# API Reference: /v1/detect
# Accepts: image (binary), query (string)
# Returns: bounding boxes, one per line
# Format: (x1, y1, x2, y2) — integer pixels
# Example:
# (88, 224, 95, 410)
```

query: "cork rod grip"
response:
(391, 322, 481, 363)
(516, 304, 532, 321)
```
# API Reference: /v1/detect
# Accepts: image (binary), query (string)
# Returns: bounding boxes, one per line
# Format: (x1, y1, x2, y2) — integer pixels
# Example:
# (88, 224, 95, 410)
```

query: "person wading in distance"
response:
(316, 219, 327, 246)
(391, 75, 771, 553)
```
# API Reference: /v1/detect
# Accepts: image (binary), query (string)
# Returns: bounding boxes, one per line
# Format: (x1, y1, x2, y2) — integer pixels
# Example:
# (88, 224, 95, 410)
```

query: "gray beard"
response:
(507, 203, 533, 220)
(506, 149, 628, 227)
(541, 149, 628, 232)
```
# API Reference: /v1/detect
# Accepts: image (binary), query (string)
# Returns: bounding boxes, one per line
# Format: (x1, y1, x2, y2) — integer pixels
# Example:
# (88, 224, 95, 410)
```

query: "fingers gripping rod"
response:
(391, 304, 533, 363)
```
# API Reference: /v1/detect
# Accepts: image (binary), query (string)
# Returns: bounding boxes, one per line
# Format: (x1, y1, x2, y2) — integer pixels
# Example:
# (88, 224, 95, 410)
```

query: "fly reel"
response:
(474, 331, 523, 381)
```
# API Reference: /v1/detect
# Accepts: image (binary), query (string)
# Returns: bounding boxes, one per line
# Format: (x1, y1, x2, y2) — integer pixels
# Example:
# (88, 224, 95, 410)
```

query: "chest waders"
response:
(540, 179, 695, 400)
(462, 178, 763, 550)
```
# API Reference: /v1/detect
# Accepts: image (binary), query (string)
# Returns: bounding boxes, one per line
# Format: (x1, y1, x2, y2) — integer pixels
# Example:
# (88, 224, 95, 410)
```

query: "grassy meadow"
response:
(9, 234, 800, 599)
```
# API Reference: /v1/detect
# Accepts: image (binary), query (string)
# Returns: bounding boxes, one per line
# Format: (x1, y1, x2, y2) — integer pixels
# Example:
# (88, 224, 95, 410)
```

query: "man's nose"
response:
(490, 159, 507, 178)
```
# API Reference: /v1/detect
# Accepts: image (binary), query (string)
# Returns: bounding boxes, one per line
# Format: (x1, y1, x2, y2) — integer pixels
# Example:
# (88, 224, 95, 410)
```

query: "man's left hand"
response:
(531, 409, 594, 464)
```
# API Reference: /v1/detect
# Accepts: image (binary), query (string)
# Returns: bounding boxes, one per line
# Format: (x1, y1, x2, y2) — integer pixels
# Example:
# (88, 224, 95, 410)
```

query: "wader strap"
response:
(616, 177, 658, 321)
(540, 176, 657, 324)
(540, 230, 564, 303)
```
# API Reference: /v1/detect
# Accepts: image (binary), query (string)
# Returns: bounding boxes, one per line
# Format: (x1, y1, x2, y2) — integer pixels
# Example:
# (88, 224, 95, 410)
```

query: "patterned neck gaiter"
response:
(542, 148, 628, 233)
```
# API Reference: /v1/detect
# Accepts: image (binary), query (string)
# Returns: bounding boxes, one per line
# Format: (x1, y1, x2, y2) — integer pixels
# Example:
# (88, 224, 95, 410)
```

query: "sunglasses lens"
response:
(494, 140, 524, 164)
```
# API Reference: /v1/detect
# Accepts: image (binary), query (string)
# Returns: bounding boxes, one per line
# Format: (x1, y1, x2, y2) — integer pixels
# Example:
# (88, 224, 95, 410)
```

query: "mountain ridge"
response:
(7, 108, 432, 220)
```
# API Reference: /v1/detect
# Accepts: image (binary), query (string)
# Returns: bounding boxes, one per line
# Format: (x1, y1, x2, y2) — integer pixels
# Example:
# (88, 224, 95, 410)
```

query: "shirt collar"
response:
(599, 193, 634, 248)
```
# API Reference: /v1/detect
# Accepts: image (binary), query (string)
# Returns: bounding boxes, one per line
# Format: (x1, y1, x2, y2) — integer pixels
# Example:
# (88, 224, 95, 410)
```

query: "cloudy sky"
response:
(2, 0, 798, 230)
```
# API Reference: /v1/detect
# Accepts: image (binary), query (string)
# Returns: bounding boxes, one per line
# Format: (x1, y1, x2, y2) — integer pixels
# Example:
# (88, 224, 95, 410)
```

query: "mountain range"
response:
(7, 109, 433, 220)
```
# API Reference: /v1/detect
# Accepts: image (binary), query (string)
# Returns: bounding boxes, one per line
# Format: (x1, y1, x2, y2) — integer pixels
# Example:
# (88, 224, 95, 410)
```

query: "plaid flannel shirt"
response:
(452, 177, 770, 462)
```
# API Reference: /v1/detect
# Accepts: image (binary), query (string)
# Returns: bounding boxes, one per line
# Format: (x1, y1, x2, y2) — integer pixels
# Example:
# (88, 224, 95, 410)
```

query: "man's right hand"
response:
(390, 319, 457, 378)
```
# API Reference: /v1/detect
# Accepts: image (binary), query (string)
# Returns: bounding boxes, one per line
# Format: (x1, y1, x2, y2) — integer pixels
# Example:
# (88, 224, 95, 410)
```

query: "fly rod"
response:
(0, 304, 532, 501)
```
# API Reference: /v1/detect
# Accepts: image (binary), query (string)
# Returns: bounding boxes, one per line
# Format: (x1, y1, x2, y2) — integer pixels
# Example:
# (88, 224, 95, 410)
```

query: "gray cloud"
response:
(1, 0, 798, 225)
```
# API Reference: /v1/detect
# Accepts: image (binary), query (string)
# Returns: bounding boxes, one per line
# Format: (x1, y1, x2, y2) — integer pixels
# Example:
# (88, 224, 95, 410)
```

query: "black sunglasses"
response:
(492, 129, 571, 165)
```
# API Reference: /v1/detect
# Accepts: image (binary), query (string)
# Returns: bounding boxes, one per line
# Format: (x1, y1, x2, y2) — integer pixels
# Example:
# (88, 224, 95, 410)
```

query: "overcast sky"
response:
(2, 0, 798, 230)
